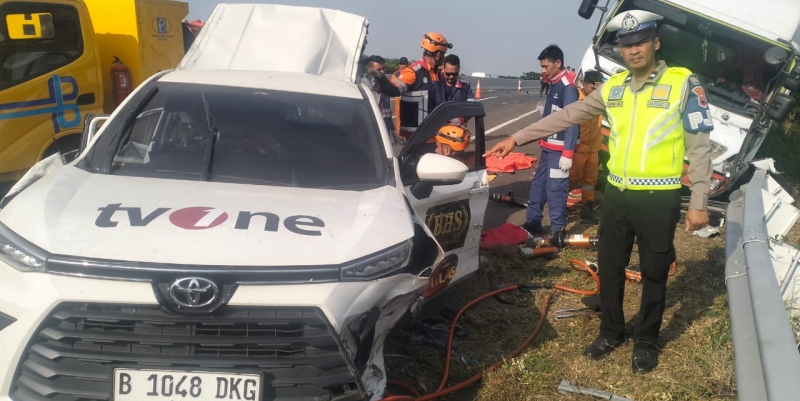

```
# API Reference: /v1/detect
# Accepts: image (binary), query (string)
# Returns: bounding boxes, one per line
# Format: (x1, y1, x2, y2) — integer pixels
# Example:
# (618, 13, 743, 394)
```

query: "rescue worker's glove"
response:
(365, 69, 384, 80)
(559, 156, 572, 173)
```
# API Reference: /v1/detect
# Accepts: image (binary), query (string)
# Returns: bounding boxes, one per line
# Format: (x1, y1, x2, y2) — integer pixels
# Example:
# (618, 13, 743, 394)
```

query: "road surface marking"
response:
(486, 103, 541, 135)
(477, 96, 499, 102)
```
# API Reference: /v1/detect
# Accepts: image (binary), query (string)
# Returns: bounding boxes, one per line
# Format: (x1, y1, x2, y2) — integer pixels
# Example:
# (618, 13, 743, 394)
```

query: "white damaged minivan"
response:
(0, 4, 489, 401)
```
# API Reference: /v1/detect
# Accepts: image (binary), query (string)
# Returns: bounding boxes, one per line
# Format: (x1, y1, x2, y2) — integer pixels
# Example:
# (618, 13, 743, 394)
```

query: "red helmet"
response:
(421, 32, 452, 53)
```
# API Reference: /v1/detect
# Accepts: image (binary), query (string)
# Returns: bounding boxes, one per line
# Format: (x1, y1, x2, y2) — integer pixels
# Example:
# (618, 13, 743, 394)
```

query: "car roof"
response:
(178, 3, 369, 83)
(158, 69, 365, 100)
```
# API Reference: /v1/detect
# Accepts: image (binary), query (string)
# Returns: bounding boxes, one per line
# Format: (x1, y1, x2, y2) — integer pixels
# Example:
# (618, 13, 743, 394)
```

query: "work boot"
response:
(522, 222, 545, 237)
(632, 343, 659, 374)
(580, 201, 599, 223)
(583, 336, 627, 360)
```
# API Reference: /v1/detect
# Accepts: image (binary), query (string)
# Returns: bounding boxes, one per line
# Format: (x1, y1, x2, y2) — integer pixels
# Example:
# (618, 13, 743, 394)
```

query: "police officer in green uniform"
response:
(484, 10, 713, 373)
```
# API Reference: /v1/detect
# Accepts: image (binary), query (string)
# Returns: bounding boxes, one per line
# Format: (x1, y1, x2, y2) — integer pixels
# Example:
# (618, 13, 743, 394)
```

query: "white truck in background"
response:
(576, 0, 800, 200)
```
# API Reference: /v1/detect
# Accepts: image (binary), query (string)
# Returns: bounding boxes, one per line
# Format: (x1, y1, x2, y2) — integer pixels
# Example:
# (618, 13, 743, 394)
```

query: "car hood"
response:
(0, 167, 413, 266)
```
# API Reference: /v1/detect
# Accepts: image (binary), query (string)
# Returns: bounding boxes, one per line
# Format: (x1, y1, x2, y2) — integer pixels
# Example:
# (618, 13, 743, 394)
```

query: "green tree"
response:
(521, 71, 540, 80)
(361, 55, 403, 75)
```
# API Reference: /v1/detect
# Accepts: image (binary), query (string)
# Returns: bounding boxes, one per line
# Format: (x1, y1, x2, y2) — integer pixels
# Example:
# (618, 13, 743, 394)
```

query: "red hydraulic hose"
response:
(380, 287, 554, 401)
(379, 259, 600, 401)
(558, 259, 601, 296)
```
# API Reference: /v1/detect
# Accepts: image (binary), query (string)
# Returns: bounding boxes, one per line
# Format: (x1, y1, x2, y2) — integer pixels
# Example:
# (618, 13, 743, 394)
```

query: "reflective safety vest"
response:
(602, 67, 691, 190)
(397, 61, 444, 137)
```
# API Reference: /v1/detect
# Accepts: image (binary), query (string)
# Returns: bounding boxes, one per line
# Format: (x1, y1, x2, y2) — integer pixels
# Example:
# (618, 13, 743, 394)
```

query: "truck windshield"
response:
(103, 83, 389, 191)
(597, 19, 773, 115)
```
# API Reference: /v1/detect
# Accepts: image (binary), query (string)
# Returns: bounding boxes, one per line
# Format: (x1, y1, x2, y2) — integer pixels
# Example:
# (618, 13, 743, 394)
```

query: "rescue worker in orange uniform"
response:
(368, 32, 451, 140)
(568, 70, 605, 221)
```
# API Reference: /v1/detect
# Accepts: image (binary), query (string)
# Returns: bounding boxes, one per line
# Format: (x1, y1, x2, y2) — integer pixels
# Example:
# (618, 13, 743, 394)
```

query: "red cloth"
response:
(480, 223, 530, 249)
(486, 152, 537, 173)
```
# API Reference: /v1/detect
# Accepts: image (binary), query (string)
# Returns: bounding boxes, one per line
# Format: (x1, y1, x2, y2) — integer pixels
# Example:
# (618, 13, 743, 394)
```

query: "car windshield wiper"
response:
(199, 91, 219, 181)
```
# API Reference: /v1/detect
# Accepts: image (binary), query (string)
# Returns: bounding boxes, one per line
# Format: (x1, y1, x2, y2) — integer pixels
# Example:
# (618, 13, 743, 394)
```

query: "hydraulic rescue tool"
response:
(526, 229, 599, 250)
(489, 191, 529, 208)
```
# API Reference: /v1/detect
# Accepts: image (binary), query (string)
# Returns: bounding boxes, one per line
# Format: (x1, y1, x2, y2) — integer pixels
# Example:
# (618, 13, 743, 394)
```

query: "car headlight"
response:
(709, 140, 728, 161)
(341, 239, 412, 281)
(0, 223, 47, 272)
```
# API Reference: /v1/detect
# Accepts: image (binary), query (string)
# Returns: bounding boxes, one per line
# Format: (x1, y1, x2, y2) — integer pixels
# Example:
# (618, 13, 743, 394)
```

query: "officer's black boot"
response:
(584, 336, 627, 360)
(632, 342, 659, 374)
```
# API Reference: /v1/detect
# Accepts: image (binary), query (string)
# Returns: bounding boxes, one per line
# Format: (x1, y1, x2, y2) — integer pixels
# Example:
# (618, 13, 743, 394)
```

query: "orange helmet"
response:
(421, 32, 452, 53)
(436, 124, 471, 152)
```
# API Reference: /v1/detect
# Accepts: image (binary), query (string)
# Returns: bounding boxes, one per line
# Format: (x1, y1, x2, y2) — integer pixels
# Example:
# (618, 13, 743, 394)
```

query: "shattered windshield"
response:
(104, 83, 389, 190)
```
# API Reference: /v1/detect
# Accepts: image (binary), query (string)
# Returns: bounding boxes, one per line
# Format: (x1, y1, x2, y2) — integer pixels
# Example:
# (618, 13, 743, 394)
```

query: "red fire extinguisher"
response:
(110, 56, 132, 108)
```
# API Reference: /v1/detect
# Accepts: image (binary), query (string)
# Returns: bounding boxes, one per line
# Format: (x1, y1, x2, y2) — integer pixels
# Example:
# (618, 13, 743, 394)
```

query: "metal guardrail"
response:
(725, 169, 800, 400)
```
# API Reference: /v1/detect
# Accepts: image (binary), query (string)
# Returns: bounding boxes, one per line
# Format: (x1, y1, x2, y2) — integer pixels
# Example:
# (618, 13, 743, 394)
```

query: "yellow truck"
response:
(0, 0, 189, 194)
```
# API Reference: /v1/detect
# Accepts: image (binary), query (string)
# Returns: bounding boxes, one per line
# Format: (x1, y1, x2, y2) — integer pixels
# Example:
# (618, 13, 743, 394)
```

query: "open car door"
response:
(399, 102, 489, 297)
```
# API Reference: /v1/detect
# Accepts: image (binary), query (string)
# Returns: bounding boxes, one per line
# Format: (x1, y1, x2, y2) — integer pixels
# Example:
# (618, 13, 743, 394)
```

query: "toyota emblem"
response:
(169, 277, 219, 308)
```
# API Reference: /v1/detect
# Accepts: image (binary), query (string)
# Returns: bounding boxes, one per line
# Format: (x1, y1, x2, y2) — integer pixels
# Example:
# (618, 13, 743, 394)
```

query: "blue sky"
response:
(185, 0, 800, 77)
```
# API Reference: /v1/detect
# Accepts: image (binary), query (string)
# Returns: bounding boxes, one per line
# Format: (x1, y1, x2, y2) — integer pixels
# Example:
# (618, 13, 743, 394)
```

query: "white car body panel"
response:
(0, 270, 428, 399)
(178, 3, 368, 83)
(0, 166, 413, 266)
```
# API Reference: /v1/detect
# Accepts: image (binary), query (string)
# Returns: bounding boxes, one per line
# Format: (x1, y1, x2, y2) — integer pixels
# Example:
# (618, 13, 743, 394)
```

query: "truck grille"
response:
(11, 304, 363, 401)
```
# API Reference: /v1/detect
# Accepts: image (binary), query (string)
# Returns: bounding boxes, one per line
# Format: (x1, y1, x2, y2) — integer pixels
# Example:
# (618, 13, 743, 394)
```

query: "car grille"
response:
(11, 304, 363, 401)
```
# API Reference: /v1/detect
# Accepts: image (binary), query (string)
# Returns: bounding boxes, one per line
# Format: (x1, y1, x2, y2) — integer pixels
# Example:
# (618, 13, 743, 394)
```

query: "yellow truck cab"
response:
(0, 0, 189, 194)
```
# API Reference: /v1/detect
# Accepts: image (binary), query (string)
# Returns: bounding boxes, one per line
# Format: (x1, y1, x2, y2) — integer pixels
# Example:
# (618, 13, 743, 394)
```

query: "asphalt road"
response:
(448, 88, 553, 231)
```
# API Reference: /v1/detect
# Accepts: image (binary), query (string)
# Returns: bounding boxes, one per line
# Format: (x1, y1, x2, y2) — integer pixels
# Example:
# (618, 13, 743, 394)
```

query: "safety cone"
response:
(517, 80, 522, 93)
(475, 80, 481, 99)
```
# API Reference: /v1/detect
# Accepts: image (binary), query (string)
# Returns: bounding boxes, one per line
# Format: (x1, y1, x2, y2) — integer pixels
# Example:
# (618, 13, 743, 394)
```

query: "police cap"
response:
(607, 10, 663, 45)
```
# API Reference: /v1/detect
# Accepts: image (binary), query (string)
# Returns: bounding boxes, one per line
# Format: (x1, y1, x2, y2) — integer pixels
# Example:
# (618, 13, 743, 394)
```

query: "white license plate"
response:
(113, 369, 261, 401)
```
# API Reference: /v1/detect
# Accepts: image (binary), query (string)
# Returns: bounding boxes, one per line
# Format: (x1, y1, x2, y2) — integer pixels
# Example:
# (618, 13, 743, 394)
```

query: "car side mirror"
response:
(410, 153, 468, 199)
(765, 93, 797, 123)
(80, 114, 110, 154)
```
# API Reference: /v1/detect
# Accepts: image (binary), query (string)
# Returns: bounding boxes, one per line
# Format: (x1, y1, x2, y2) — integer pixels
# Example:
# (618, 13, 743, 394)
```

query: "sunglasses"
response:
(443, 72, 459, 77)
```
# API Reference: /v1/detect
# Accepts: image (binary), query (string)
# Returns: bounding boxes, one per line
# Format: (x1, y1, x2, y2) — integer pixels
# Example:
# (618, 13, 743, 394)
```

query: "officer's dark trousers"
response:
(598, 185, 681, 346)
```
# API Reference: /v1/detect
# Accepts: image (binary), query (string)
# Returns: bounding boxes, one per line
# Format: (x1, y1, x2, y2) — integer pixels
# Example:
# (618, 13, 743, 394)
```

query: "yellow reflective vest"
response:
(602, 67, 691, 190)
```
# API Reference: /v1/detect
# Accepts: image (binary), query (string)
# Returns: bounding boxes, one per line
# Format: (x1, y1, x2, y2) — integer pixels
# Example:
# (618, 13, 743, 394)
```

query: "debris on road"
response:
(557, 380, 636, 400)
(394, 318, 469, 350)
